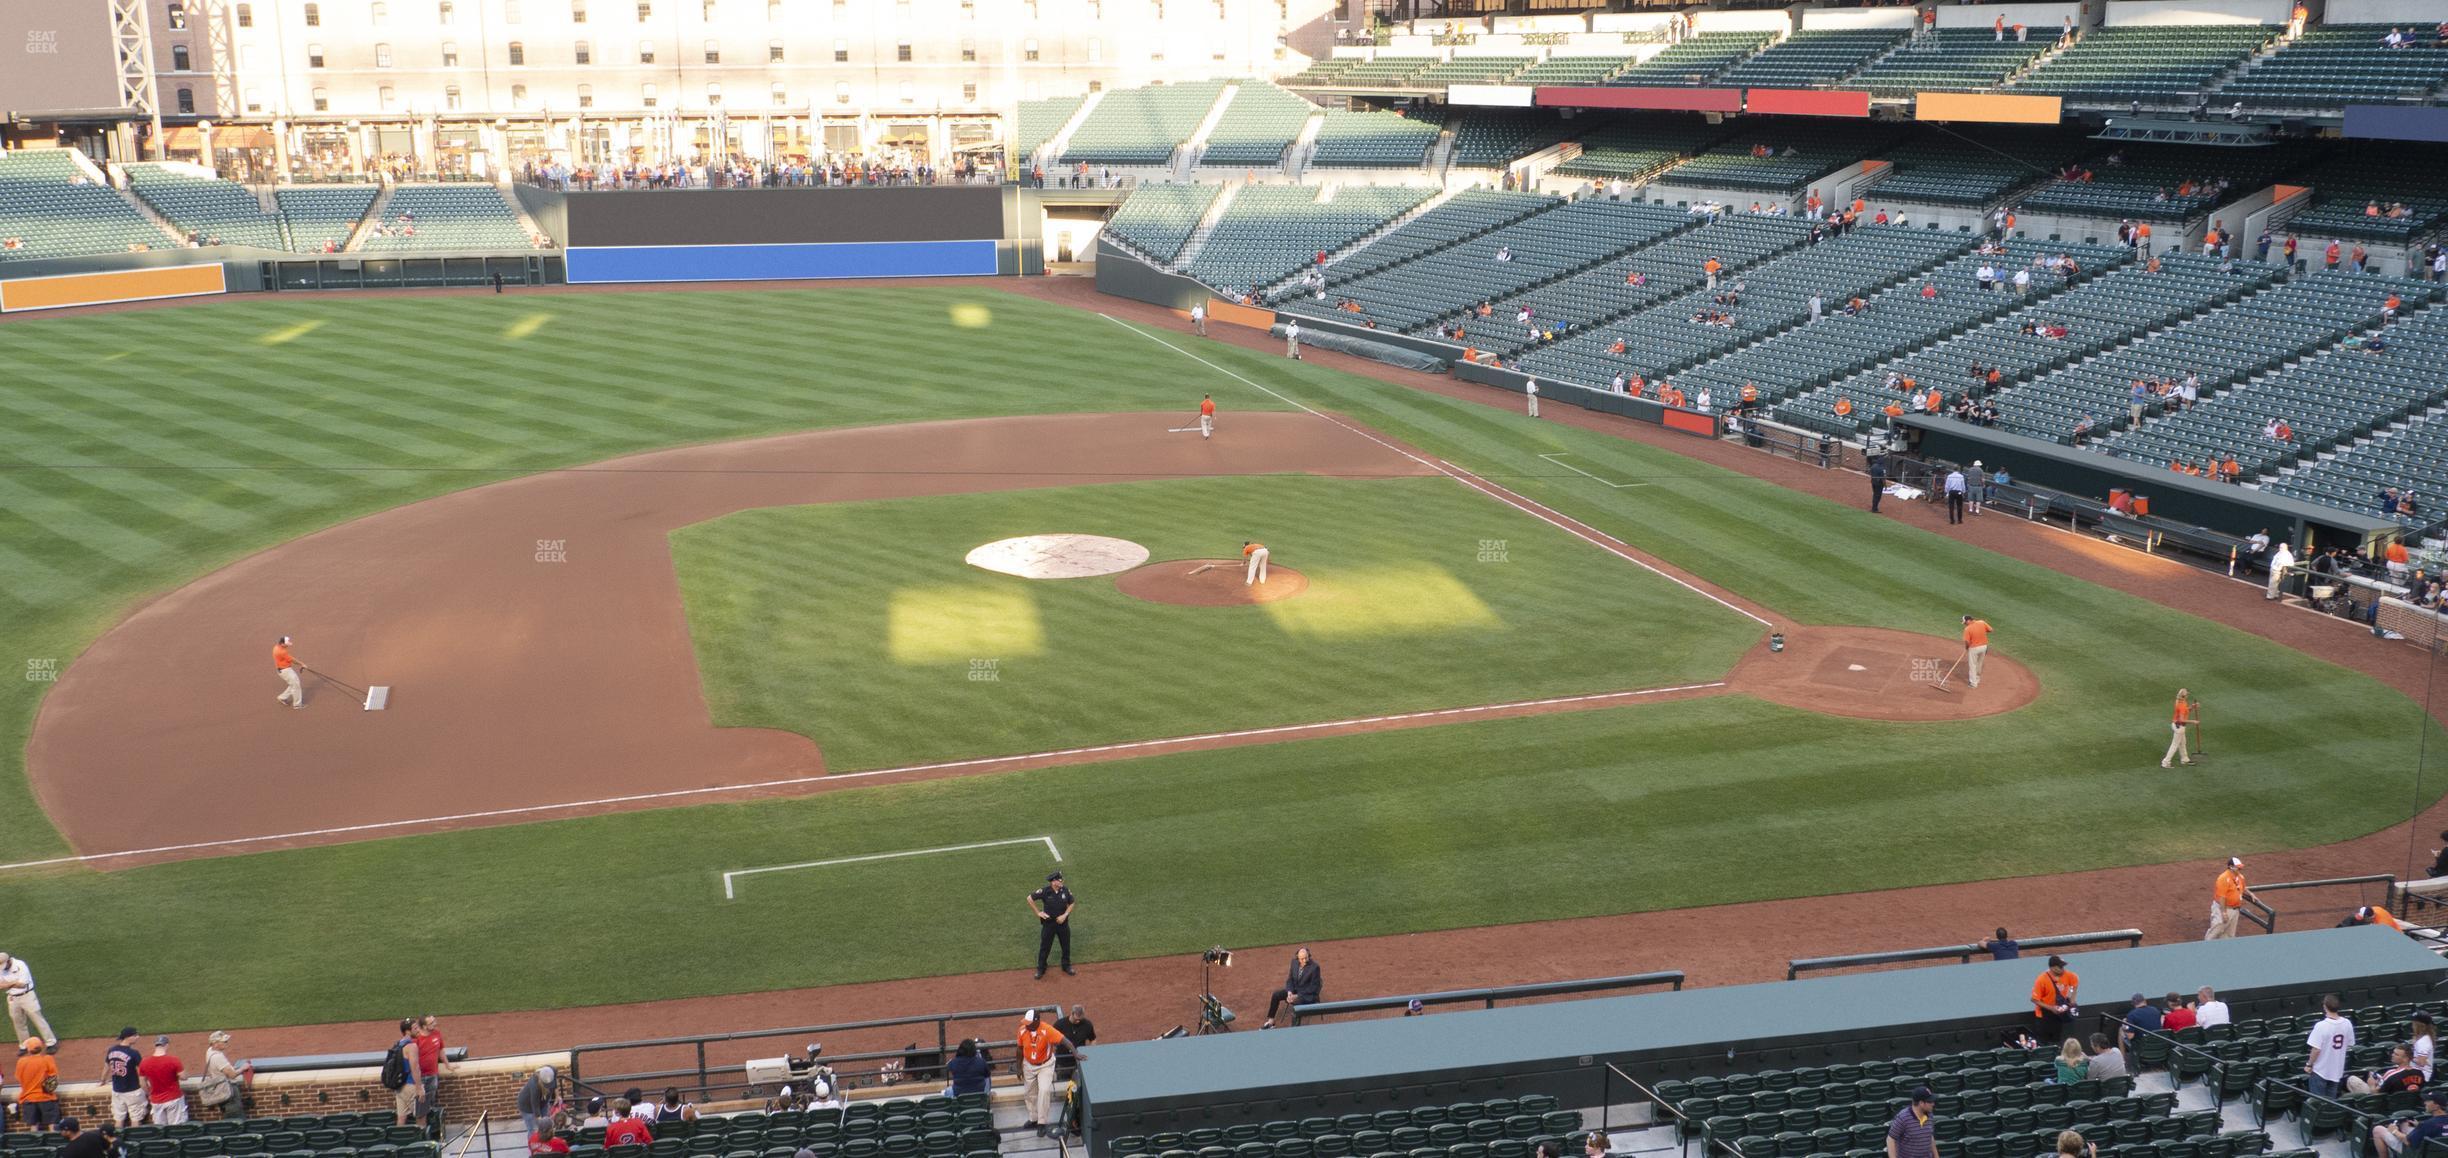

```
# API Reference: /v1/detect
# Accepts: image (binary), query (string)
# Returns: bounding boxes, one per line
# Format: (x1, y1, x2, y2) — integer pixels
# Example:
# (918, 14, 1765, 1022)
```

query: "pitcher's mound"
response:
(1116, 560, 1309, 606)
(1727, 625, 2039, 721)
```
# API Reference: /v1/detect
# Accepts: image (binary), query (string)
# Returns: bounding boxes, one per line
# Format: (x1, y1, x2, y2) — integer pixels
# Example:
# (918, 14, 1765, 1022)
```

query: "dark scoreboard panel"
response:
(563, 185, 1005, 247)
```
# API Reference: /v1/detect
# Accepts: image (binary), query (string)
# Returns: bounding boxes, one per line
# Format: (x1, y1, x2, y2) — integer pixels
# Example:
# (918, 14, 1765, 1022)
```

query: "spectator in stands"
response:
(1889, 1088, 1938, 1158)
(141, 1036, 188, 1125)
(2120, 994, 2164, 1054)
(2349, 1045, 2425, 1095)
(2374, 1091, 2448, 1157)
(2054, 1037, 2089, 1083)
(1053, 1005, 1097, 1080)
(2162, 994, 2197, 1034)
(529, 1122, 570, 1156)
(2086, 1034, 2128, 1081)
(202, 1032, 246, 1121)
(15, 1038, 59, 1131)
(518, 1067, 560, 1137)
(2194, 987, 2230, 1028)
(2057, 1130, 2098, 1158)
(412, 1016, 448, 1115)
(57, 1120, 110, 1158)
(2307, 994, 2357, 1098)
(2032, 956, 2080, 1045)
(602, 1100, 652, 1147)
(2072, 416, 2096, 445)
(656, 1088, 694, 1124)
(947, 1039, 992, 1098)
(2412, 1013, 2437, 1079)
(1583, 1132, 1611, 1158)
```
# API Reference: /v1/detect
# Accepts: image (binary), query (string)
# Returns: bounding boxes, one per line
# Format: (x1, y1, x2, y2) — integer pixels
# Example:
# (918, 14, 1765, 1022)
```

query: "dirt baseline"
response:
(1115, 559, 1309, 605)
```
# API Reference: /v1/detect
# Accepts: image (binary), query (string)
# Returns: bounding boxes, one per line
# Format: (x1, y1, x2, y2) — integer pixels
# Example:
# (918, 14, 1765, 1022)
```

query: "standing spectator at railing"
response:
(2306, 994, 2356, 1098)
(946, 1040, 992, 1098)
(516, 1065, 560, 1137)
(15, 1039, 60, 1131)
(140, 1036, 188, 1126)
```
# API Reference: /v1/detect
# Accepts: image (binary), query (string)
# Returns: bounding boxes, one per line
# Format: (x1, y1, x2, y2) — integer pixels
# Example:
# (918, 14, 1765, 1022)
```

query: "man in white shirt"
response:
(2306, 994, 2356, 1098)
(1610, 373, 1627, 394)
(1283, 321, 1302, 360)
(2267, 541, 2296, 600)
(1189, 302, 1206, 337)
(1524, 379, 1539, 418)
(0, 952, 56, 1050)
(2192, 987, 2231, 1028)
(2012, 269, 2031, 295)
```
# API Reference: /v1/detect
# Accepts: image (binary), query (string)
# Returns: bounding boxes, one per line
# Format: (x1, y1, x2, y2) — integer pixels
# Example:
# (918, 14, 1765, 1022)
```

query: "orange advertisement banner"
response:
(0, 263, 228, 313)
(1204, 298, 1275, 331)
(1660, 409, 1719, 437)
(1914, 92, 2063, 125)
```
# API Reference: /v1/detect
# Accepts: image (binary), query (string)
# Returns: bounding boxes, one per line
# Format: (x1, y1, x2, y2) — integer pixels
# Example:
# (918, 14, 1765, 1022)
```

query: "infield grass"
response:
(0, 288, 2437, 1033)
(672, 475, 1758, 768)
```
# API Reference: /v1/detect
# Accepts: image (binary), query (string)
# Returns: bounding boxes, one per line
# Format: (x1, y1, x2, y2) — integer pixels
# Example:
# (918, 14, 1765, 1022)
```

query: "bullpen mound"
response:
(1116, 560, 1309, 606)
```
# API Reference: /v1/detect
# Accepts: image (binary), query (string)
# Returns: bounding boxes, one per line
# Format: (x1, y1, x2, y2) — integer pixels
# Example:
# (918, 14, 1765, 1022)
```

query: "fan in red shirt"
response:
(603, 1101, 653, 1147)
(2161, 994, 2198, 1033)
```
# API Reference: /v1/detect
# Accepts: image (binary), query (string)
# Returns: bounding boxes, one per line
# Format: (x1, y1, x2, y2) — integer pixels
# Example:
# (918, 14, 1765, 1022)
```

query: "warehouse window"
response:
(507, 40, 524, 64)
(576, 83, 593, 106)
(303, 2, 321, 25)
(171, 43, 192, 69)
(311, 86, 329, 110)
(176, 86, 195, 113)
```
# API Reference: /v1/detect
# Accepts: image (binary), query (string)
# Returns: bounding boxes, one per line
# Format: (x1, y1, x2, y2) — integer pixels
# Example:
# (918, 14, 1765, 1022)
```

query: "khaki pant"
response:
(1199, 414, 1212, 439)
(393, 1081, 421, 1123)
(1965, 644, 1988, 688)
(1022, 1057, 1057, 1125)
(1526, 393, 1539, 417)
(7, 991, 55, 1046)
(1245, 548, 1270, 585)
(277, 666, 304, 707)
(2206, 902, 2241, 940)
(1284, 335, 1300, 359)
(1193, 316, 1206, 336)
(2162, 722, 2191, 767)
(150, 1097, 190, 1126)
(111, 1089, 149, 1127)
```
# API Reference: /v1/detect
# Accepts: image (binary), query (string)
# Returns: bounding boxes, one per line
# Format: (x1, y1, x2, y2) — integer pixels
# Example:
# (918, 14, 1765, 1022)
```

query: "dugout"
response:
(1080, 927, 2444, 1145)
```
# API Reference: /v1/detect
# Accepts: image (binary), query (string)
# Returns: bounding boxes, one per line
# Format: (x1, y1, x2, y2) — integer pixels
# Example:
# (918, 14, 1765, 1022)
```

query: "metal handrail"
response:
(1286, 971, 1684, 1025)
(567, 1007, 1036, 1102)
(444, 1109, 489, 1158)
(2240, 874, 2399, 934)
(1786, 930, 2144, 979)
(1602, 1059, 1751, 1158)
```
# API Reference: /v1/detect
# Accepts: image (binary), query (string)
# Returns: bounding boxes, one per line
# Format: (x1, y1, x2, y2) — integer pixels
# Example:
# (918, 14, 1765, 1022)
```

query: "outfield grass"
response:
(672, 475, 1758, 768)
(0, 288, 2437, 1034)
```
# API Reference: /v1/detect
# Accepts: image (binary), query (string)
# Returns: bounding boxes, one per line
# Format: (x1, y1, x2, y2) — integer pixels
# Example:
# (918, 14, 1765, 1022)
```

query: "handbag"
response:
(200, 1052, 235, 1106)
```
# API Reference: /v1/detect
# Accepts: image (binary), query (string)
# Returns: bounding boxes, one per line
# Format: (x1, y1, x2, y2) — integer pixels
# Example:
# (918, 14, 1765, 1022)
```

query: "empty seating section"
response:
(0, 1109, 444, 1158)
(1108, 1093, 1576, 1158)
(1994, 270, 2416, 443)
(1017, 95, 1086, 162)
(1105, 184, 1222, 261)
(1514, 56, 1635, 85)
(1555, 118, 1725, 182)
(1283, 58, 1360, 86)
(1333, 56, 1438, 87)
(1780, 254, 2273, 433)
(1850, 30, 2052, 99)
(2283, 148, 2448, 243)
(2271, 330, 2448, 519)
(1283, 199, 1690, 332)
(1413, 57, 1533, 86)
(1721, 29, 1907, 88)
(1517, 224, 1970, 384)
(1316, 189, 1557, 284)
(0, 150, 173, 262)
(1184, 185, 1430, 296)
(2019, 144, 2314, 223)
(1608, 32, 1773, 86)
(1449, 112, 1575, 169)
(2215, 26, 2448, 112)
(1870, 130, 2096, 207)
(275, 186, 378, 252)
(2010, 25, 2272, 106)
(1307, 110, 1439, 169)
(1200, 82, 1317, 168)
(2118, 297, 2448, 478)
(125, 164, 285, 250)
(358, 184, 533, 251)
(1684, 241, 2128, 406)
(1498, 215, 1814, 358)
(1669, 123, 1907, 195)
(1061, 81, 1225, 166)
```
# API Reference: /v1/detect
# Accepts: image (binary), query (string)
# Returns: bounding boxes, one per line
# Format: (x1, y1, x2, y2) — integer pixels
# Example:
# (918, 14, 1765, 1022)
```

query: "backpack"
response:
(381, 1040, 411, 1090)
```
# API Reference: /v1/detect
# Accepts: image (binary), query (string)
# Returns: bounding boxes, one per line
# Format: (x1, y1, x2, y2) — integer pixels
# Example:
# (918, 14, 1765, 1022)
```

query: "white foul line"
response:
(0, 681, 1725, 873)
(722, 836, 1061, 900)
(1539, 453, 1650, 489)
(1097, 314, 1771, 628)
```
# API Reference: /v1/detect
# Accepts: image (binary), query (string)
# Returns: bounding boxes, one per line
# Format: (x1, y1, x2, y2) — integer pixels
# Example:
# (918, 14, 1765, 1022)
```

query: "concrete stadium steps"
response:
(1169, 183, 1241, 270)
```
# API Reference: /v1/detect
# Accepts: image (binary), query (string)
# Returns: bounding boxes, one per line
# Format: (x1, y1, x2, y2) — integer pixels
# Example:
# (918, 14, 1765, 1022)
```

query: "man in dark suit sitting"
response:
(1262, 948, 1323, 1029)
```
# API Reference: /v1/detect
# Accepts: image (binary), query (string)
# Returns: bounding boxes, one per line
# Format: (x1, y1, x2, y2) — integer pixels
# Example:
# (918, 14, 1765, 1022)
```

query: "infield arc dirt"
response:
(28, 410, 2033, 866)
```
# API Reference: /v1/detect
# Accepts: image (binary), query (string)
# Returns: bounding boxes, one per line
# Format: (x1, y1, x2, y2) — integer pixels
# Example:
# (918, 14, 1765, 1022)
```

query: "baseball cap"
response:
(57, 1118, 78, 1134)
(2427, 1090, 2448, 1108)
(155, 1035, 171, 1046)
(1911, 1087, 1935, 1103)
(1406, 999, 1425, 1014)
(21, 1038, 40, 1051)
(118, 1027, 139, 1040)
(1047, 871, 1063, 882)
(1024, 1009, 1038, 1021)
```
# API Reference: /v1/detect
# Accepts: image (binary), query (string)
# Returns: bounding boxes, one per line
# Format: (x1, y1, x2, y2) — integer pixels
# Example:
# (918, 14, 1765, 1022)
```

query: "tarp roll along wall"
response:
(0, 264, 228, 312)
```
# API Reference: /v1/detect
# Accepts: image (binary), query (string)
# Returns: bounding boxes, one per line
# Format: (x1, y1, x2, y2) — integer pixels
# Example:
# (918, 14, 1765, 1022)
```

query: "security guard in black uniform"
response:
(1028, 871, 1077, 979)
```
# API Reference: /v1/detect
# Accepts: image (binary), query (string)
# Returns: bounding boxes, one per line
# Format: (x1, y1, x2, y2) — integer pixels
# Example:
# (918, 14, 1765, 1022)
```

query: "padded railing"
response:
(1286, 970, 1684, 1025)
(1785, 930, 2143, 980)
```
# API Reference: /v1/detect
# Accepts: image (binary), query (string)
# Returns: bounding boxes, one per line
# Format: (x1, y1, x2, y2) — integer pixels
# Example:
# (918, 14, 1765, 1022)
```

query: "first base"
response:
(364, 686, 390, 711)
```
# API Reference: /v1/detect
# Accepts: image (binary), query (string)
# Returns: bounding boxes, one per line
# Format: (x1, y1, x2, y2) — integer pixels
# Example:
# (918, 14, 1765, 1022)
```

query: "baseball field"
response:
(0, 283, 2438, 1034)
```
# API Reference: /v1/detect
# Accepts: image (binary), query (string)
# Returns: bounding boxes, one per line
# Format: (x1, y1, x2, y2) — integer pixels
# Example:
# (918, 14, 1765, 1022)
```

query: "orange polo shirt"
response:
(2214, 868, 2246, 909)
(1200, 398, 1215, 417)
(273, 642, 296, 669)
(2173, 696, 2189, 724)
(1243, 542, 1264, 558)
(1963, 619, 1991, 648)
(2031, 968, 2078, 1017)
(2388, 542, 2409, 565)
(2371, 905, 2405, 931)
(15, 1054, 57, 1104)
(1016, 1021, 1066, 1067)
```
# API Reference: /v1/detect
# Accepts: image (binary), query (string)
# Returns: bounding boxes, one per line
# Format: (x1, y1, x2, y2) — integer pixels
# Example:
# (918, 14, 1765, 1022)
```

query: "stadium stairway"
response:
(1169, 184, 1242, 270)
(344, 184, 398, 251)
(1041, 92, 1108, 169)
(1305, 189, 1560, 289)
(1263, 187, 1464, 295)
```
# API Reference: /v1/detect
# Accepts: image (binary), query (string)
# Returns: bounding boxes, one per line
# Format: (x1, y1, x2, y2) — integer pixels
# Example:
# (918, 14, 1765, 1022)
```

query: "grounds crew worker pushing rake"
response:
(271, 633, 392, 711)
(1181, 540, 1271, 586)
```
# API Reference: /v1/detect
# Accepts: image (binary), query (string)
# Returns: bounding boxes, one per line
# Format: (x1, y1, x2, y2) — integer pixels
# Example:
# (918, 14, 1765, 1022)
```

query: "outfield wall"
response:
(560, 186, 1016, 283)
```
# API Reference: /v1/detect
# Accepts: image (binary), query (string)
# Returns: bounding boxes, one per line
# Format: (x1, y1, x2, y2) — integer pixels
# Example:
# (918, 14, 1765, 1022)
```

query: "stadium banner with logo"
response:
(1744, 89, 1872, 118)
(1447, 84, 1536, 108)
(1534, 86, 1743, 113)
(2341, 105, 2448, 144)
(1914, 92, 2063, 125)
(0, 263, 227, 313)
